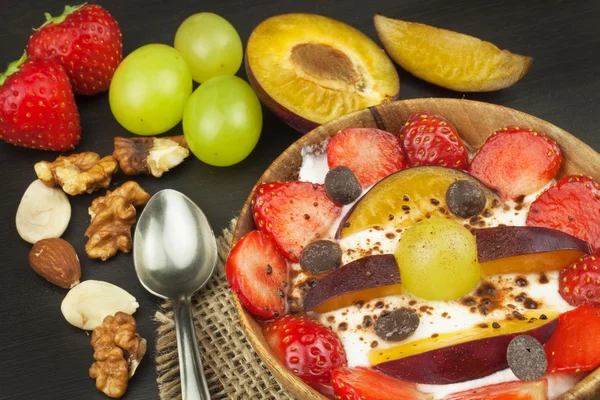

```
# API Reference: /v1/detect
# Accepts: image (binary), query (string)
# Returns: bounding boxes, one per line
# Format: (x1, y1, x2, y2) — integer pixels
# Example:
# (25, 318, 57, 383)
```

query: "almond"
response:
(28, 238, 81, 289)
(61, 280, 139, 330)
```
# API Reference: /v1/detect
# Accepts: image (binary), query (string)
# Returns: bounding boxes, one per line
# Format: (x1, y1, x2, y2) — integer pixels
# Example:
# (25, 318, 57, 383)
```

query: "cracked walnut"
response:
(85, 181, 151, 261)
(35, 152, 118, 196)
(89, 312, 147, 398)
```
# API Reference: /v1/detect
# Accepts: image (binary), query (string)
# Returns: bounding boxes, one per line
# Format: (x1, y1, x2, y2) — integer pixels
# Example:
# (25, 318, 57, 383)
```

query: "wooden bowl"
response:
(232, 98, 600, 400)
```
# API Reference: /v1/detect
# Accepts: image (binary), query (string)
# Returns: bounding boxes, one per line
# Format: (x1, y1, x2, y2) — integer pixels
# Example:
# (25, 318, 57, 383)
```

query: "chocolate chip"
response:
(446, 180, 486, 218)
(516, 277, 528, 287)
(324, 166, 362, 205)
(507, 335, 547, 381)
(524, 299, 538, 309)
(374, 307, 419, 342)
(299, 240, 342, 274)
(492, 322, 501, 329)
(513, 311, 527, 320)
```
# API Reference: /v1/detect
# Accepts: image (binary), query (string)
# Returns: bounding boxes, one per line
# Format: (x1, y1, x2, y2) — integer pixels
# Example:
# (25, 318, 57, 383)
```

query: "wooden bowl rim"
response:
(231, 98, 600, 400)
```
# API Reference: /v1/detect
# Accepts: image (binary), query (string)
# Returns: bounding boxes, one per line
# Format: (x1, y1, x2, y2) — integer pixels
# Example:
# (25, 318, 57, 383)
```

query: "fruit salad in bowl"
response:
(226, 99, 600, 400)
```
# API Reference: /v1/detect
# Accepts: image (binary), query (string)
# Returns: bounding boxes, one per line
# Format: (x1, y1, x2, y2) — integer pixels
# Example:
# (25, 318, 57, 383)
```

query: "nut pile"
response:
(16, 136, 189, 398)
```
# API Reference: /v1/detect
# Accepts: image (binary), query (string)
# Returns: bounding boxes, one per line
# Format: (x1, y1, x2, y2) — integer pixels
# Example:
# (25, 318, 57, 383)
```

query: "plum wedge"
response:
(374, 14, 532, 92)
(374, 316, 558, 384)
(337, 166, 497, 238)
(369, 312, 557, 365)
(303, 254, 401, 313)
(475, 226, 591, 276)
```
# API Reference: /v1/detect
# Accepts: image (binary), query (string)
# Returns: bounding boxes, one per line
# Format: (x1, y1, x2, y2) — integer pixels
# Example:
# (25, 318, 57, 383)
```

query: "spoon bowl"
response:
(134, 189, 217, 400)
(134, 189, 217, 299)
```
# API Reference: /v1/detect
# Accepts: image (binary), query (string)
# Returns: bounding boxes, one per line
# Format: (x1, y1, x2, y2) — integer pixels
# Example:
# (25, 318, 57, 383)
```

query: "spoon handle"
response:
(173, 296, 211, 400)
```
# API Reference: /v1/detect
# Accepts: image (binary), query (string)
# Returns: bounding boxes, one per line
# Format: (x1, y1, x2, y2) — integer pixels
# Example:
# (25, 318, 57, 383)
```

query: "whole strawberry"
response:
(0, 54, 80, 151)
(399, 112, 469, 169)
(27, 4, 122, 95)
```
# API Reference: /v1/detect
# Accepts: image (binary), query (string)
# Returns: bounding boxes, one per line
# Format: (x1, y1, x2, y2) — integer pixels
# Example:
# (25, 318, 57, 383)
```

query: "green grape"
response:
(395, 217, 481, 301)
(109, 44, 192, 136)
(174, 13, 243, 83)
(183, 76, 262, 166)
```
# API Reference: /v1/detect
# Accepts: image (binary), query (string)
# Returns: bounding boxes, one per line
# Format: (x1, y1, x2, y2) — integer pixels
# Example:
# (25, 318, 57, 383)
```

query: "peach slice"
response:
(246, 13, 400, 132)
(475, 226, 591, 276)
(303, 254, 401, 313)
(337, 166, 497, 239)
(374, 14, 532, 92)
(372, 313, 558, 384)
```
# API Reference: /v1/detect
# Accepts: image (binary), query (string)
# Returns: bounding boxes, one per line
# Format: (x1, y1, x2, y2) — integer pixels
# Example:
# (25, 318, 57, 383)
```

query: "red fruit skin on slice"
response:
(399, 112, 468, 170)
(27, 4, 123, 95)
(225, 230, 287, 319)
(442, 379, 548, 400)
(331, 367, 432, 400)
(0, 58, 80, 151)
(545, 305, 600, 373)
(374, 318, 558, 384)
(327, 128, 407, 188)
(252, 181, 341, 261)
(264, 315, 347, 385)
(469, 126, 562, 200)
(559, 254, 600, 307)
(527, 175, 600, 251)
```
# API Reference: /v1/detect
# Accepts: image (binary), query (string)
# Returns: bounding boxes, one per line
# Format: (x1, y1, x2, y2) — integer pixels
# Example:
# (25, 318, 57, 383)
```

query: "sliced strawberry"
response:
(331, 367, 432, 400)
(326, 128, 407, 188)
(527, 175, 600, 251)
(225, 230, 287, 319)
(469, 126, 562, 200)
(545, 306, 600, 373)
(264, 315, 347, 385)
(442, 379, 548, 400)
(252, 181, 341, 261)
(399, 112, 468, 170)
(559, 254, 600, 307)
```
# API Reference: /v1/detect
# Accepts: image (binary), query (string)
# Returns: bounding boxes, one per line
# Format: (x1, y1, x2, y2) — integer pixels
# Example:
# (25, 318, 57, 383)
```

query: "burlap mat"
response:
(154, 218, 295, 400)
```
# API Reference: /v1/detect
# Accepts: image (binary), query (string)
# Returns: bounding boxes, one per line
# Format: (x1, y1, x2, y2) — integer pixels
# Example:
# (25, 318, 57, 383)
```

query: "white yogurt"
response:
(298, 145, 329, 184)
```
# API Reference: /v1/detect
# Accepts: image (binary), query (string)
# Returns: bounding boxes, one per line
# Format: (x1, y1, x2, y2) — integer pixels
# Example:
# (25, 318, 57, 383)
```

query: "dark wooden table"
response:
(1, 0, 598, 399)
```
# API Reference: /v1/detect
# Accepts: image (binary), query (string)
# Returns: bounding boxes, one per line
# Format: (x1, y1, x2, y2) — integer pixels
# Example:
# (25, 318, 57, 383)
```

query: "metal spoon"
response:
(133, 189, 217, 400)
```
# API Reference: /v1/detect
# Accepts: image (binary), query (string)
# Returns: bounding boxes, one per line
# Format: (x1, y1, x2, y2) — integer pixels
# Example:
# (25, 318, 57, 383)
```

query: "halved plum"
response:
(337, 166, 497, 238)
(475, 226, 591, 276)
(369, 312, 557, 365)
(246, 13, 400, 132)
(374, 316, 558, 384)
(303, 254, 401, 313)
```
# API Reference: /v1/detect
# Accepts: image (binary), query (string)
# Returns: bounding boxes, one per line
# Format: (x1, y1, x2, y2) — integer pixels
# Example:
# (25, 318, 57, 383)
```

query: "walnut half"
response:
(89, 312, 147, 399)
(34, 152, 119, 196)
(113, 136, 189, 178)
(85, 181, 151, 261)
